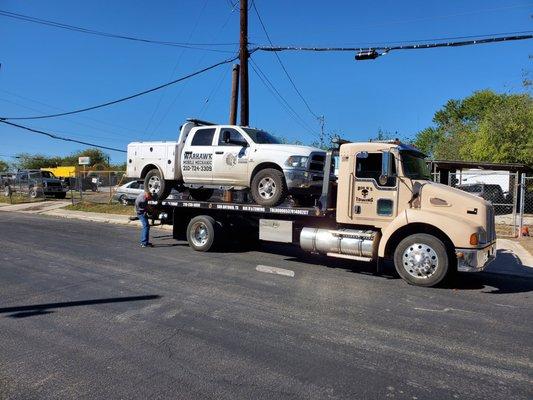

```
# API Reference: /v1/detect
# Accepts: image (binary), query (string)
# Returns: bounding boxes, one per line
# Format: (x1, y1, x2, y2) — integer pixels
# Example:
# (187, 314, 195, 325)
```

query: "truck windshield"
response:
(401, 151, 431, 180)
(243, 128, 281, 144)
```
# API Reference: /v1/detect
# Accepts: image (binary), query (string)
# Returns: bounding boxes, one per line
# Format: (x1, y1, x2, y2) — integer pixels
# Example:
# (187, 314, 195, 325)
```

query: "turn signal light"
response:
(469, 233, 479, 246)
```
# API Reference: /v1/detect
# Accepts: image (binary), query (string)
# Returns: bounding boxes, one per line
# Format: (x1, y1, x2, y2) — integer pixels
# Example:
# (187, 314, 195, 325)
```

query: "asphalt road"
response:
(0, 213, 532, 400)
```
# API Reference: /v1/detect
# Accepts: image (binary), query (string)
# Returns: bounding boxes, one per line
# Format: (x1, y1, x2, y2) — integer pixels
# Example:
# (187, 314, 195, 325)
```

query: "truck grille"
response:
(309, 154, 325, 172)
(486, 205, 496, 242)
(46, 182, 62, 188)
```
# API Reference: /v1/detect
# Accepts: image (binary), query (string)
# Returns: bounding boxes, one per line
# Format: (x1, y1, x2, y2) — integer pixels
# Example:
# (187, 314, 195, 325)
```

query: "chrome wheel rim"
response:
(191, 222, 209, 247)
(402, 243, 439, 279)
(258, 177, 276, 200)
(147, 175, 161, 194)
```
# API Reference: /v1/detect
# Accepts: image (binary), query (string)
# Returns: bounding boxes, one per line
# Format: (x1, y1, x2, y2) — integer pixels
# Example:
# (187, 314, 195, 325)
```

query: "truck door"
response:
(181, 128, 216, 184)
(351, 151, 398, 224)
(212, 128, 250, 185)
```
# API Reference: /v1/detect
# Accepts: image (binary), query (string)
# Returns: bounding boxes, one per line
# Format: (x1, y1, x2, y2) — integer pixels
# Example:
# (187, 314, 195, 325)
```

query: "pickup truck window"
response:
(191, 128, 216, 146)
(218, 129, 247, 146)
(356, 152, 396, 187)
(242, 128, 281, 144)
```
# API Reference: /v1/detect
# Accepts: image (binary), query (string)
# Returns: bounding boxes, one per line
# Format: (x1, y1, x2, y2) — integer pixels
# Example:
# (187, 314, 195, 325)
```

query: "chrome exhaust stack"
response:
(300, 228, 379, 261)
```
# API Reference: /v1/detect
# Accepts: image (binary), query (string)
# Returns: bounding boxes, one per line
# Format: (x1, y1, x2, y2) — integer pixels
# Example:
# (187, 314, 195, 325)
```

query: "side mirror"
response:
(223, 130, 231, 143)
(379, 151, 394, 185)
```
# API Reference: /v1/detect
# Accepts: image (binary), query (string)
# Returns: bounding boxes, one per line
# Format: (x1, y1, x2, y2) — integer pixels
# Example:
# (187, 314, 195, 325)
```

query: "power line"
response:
(143, 0, 210, 136)
(0, 120, 126, 153)
(249, 58, 319, 137)
(251, 0, 319, 120)
(255, 33, 533, 54)
(0, 55, 239, 121)
(0, 9, 238, 53)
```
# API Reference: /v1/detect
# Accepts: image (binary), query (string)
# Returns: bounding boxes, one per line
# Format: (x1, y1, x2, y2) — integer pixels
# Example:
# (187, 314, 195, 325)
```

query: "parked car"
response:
(114, 180, 144, 205)
(4, 169, 67, 199)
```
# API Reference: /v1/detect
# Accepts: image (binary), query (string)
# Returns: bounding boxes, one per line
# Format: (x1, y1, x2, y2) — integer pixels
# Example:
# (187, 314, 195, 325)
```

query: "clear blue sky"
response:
(1, 0, 531, 164)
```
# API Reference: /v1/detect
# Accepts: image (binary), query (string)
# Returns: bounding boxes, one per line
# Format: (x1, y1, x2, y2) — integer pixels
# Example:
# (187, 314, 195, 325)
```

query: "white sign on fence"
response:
(78, 157, 91, 165)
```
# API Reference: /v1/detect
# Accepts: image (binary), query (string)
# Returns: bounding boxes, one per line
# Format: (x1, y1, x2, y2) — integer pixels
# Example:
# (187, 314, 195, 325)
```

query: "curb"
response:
(497, 238, 533, 268)
(41, 209, 173, 231)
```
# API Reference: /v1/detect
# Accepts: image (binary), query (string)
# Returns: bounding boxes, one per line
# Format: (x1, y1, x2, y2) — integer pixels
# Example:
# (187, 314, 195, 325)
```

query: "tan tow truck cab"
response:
(153, 139, 497, 287)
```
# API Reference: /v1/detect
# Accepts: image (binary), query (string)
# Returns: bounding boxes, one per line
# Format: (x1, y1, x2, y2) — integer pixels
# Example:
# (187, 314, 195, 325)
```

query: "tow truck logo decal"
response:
(355, 186, 374, 203)
(224, 153, 237, 166)
(182, 152, 213, 172)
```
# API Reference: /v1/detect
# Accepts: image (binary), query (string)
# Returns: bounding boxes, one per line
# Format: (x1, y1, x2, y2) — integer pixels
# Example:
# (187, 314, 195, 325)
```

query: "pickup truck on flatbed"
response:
(127, 119, 330, 206)
(151, 139, 497, 287)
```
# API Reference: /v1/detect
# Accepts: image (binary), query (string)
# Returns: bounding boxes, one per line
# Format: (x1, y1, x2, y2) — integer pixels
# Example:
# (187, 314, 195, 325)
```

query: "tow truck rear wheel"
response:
(186, 216, 220, 252)
(393, 233, 449, 287)
(144, 169, 170, 200)
(251, 168, 287, 207)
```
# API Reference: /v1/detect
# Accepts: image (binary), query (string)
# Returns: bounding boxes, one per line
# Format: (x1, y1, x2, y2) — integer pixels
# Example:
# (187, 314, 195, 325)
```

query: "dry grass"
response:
(65, 202, 135, 215)
(0, 194, 45, 204)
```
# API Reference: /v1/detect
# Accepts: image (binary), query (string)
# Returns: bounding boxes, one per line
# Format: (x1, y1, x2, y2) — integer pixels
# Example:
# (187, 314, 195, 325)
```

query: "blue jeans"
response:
(138, 213, 150, 245)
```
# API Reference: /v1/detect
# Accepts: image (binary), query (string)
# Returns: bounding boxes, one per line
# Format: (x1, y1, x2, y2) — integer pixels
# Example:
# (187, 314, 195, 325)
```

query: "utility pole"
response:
(239, 0, 249, 126)
(317, 115, 325, 148)
(229, 64, 240, 125)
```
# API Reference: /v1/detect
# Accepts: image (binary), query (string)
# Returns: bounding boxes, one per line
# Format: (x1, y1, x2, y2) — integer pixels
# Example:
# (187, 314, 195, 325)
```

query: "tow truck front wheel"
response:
(144, 169, 170, 200)
(393, 233, 450, 287)
(251, 168, 287, 207)
(186, 216, 220, 252)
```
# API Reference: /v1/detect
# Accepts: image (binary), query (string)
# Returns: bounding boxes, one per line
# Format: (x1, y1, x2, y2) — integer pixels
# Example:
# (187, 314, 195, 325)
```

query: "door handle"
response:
(215, 151, 223, 155)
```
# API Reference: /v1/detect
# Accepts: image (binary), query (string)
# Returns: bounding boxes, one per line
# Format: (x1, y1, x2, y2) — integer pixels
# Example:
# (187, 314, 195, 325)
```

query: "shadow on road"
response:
(0, 295, 161, 319)
(228, 243, 533, 294)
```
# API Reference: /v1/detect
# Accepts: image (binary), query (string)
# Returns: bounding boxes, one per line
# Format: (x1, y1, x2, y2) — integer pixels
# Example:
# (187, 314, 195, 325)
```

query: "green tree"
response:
(0, 160, 9, 172)
(413, 90, 533, 163)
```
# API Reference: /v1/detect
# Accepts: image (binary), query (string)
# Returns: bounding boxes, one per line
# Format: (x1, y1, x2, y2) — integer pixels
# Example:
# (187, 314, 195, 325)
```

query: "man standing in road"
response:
(135, 188, 153, 248)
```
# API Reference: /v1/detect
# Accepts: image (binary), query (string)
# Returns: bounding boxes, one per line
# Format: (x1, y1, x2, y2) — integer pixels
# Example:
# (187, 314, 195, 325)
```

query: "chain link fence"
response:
(67, 170, 137, 205)
(1, 170, 64, 204)
(517, 176, 533, 237)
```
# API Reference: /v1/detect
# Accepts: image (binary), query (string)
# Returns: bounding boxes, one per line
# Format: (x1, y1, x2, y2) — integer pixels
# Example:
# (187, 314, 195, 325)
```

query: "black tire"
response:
(119, 195, 129, 205)
(189, 188, 214, 202)
(55, 192, 67, 199)
(393, 233, 450, 287)
(144, 169, 171, 200)
(29, 187, 38, 199)
(250, 168, 288, 207)
(186, 216, 219, 252)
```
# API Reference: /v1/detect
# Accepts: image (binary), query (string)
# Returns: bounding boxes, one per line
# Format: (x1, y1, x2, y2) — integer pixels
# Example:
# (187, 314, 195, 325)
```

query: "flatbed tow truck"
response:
(151, 139, 496, 287)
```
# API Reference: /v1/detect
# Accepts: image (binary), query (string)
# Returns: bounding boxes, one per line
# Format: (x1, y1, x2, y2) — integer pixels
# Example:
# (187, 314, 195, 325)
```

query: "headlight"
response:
(285, 156, 309, 168)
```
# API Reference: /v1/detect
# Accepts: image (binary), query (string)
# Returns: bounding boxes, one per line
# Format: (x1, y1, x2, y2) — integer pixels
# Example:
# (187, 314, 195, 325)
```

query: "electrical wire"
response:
(251, 0, 320, 120)
(0, 120, 126, 153)
(0, 9, 238, 53)
(0, 55, 239, 121)
(255, 33, 533, 53)
(249, 58, 319, 137)
(143, 0, 210, 136)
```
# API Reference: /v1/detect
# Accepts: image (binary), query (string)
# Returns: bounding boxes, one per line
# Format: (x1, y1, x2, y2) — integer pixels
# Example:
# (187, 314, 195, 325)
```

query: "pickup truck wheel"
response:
(144, 169, 170, 200)
(189, 188, 214, 202)
(393, 233, 449, 287)
(29, 187, 38, 199)
(251, 168, 287, 207)
(186, 216, 218, 252)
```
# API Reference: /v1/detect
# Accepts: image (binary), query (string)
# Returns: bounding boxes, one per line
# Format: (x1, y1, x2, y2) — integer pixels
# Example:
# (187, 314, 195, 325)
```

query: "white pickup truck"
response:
(127, 119, 329, 206)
